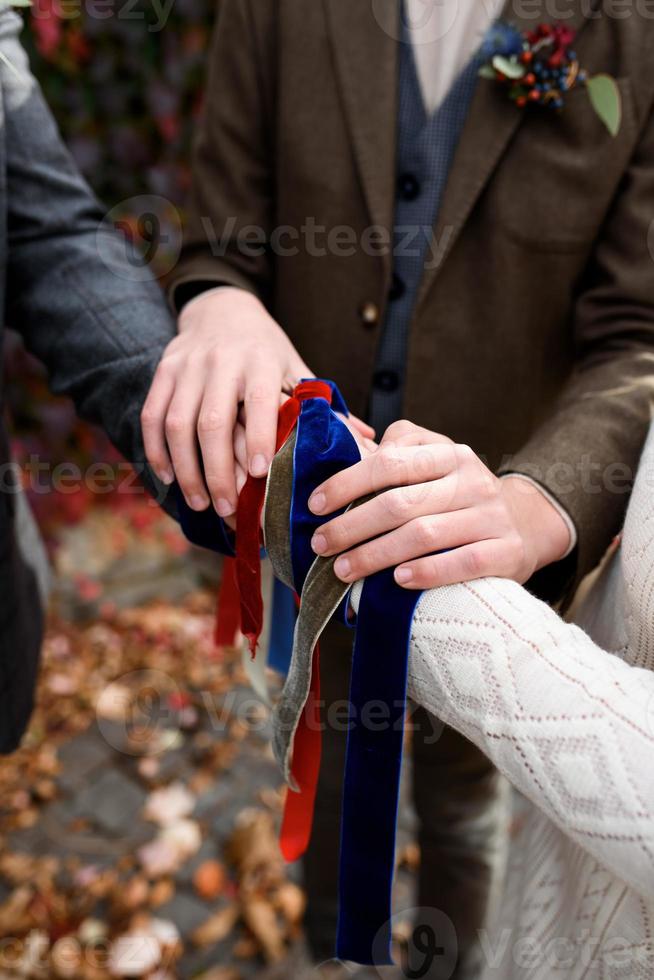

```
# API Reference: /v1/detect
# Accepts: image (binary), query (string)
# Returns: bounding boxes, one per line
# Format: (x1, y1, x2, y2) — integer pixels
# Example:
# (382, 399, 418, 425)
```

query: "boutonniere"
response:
(479, 21, 622, 136)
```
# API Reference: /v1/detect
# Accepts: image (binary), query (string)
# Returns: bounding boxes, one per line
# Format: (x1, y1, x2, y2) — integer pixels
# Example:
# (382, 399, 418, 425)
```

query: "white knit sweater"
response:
(353, 426, 654, 979)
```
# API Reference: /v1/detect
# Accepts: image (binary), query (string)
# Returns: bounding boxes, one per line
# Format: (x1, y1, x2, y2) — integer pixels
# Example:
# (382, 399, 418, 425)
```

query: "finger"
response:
(394, 539, 515, 589)
(235, 462, 248, 496)
(243, 366, 283, 477)
(309, 442, 460, 516)
(165, 375, 209, 511)
(348, 413, 376, 441)
(330, 509, 492, 583)
(381, 420, 454, 449)
(197, 381, 239, 517)
(233, 422, 248, 474)
(283, 355, 312, 392)
(312, 475, 463, 556)
(141, 361, 176, 485)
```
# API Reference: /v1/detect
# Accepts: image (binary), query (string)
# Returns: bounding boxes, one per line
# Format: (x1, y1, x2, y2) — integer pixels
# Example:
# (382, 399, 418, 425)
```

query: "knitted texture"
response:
(351, 427, 654, 978)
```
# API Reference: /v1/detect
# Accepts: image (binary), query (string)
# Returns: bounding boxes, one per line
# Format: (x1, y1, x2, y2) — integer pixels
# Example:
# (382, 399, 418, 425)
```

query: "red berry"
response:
(520, 50, 534, 64)
(529, 88, 541, 101)
(524, 73, 536, 86)
(516, 95, 528, 108)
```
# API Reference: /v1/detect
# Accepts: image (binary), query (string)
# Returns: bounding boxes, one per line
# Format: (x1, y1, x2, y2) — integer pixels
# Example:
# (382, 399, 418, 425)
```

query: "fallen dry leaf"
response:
(193, 859, 227, 901)
(191, 903, 239, 948)
(241, 897, 285, 963)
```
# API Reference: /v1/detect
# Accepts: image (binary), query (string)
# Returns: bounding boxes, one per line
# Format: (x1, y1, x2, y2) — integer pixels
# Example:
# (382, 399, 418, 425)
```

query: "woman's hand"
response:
(308, 420, 571, 589)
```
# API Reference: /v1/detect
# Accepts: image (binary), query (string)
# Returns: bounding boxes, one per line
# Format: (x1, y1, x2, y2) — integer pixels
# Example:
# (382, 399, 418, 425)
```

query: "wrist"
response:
(178, 285, 265, 333)
(501, 476, 572, 576)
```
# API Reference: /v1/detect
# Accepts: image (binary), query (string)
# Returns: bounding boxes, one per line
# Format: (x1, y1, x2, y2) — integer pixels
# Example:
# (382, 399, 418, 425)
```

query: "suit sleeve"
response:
(498, 99, 654, 591)
(1, 10, 176, 513)
(168, 0, 276, 311)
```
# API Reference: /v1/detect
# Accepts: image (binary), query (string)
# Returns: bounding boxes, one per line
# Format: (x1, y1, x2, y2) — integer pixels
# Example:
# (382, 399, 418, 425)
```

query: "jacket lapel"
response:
(417, 0, 594, 306)
(323, 0, 399, 277)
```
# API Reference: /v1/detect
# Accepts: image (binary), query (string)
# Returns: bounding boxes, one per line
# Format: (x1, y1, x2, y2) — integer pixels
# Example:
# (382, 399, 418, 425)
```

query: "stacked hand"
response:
(308, 420, 570, 588)
(142, 288, 570, 586)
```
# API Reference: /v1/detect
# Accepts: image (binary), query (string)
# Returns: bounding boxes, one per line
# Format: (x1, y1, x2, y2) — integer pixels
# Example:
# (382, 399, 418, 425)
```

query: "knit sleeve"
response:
(350, 430, 654, 901)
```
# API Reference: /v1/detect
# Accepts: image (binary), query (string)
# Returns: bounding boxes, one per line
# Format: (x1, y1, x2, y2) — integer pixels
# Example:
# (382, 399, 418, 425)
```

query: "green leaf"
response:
(478, 65, 497, 80)
(586, 74, 622, 137)
(491, 55, 525, 80)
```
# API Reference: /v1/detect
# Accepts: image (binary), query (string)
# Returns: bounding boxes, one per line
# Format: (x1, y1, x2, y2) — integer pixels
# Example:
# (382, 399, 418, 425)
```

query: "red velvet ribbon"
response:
(213, 379, 333, 863)
(279, 642, 322, 861)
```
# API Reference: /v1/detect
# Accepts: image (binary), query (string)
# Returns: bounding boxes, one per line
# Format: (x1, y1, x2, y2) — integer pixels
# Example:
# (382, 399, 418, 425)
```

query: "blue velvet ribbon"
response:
(336, 569, 423, 965)
(267, 578, 297, 675)
(290, 387, 360, 594)
(175, 483, 235, 557)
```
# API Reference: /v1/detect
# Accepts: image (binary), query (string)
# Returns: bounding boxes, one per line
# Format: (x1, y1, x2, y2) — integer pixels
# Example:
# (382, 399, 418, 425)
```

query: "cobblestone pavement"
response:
(0, 510, 418, 979)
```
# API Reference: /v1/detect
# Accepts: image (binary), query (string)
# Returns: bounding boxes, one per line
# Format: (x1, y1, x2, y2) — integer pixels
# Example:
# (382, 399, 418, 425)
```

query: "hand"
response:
(308, 420, 571, 589)
(142, 286, 311, 517)
(142, 286, 375, 518)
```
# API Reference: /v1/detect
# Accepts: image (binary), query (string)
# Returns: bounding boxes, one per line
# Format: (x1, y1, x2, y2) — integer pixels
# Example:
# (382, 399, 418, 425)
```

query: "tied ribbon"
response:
(176, 379, 420, 965)
(213, 380, 336, 864)
(216, 380, 334, 656)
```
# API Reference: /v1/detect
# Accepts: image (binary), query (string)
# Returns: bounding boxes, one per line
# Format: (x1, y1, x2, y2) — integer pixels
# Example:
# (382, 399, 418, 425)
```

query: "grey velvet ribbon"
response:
(263, 431, 351, 785)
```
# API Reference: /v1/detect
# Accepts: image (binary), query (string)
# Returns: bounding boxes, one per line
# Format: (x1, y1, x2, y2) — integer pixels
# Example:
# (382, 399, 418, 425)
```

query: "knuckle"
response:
(454, 443, 476, 466)
(156, 355, 175, 378)
(245, 383, 275, 406)
(165, 413, 188, 437)
(508, 531, 527, 567)
(475, 473, 498, 502)
(140, 404, 158, 429)
(462, 546, 485, 579)
(376, 446, 404, 481)
(385, 419, 416, 441)
(383, 488, 412, 521)
(197, 409, 227, 435)
(414, 517, 438, 551)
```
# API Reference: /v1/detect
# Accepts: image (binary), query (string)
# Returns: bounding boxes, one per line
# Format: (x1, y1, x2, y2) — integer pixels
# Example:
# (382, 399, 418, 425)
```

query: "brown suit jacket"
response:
(171, 0, 654, 594)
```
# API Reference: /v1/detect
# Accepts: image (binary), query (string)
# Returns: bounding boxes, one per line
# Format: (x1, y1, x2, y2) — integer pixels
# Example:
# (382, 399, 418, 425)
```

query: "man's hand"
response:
(141, 286, 374, 518)
(308, 420, 571, 589)
(141, 287, 311, 516)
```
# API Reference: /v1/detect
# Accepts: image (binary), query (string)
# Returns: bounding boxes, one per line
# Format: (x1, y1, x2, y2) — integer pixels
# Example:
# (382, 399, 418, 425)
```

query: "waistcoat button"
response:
(398, 173, 420, 201)
(359, 301, 380, 327)
(372, 369, 400, 393)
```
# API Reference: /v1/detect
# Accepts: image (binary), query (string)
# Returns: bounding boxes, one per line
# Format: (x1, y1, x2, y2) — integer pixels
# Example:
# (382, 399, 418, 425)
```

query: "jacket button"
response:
(373, 369, 400, 393)
(389, 273, 406, 302)
(398, 173, 420, 201)
(359, 301, 380, 327)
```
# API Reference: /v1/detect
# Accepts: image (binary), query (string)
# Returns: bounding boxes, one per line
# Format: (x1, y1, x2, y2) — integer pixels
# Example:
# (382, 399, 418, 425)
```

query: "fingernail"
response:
(395, 567, 413, 585)
(189, 494, 209, 511)
(250, 454, 269, 478)
(159, 468, 174, 486)
(334, 557, 352, 580)
(215, 498, 235, 518)
(309, 492, 326, 514)
(311, 533, 327, 555)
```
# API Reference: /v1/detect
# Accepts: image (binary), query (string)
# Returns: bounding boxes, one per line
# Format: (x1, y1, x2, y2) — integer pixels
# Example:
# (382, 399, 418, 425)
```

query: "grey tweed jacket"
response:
(0, 9, 176, 752)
